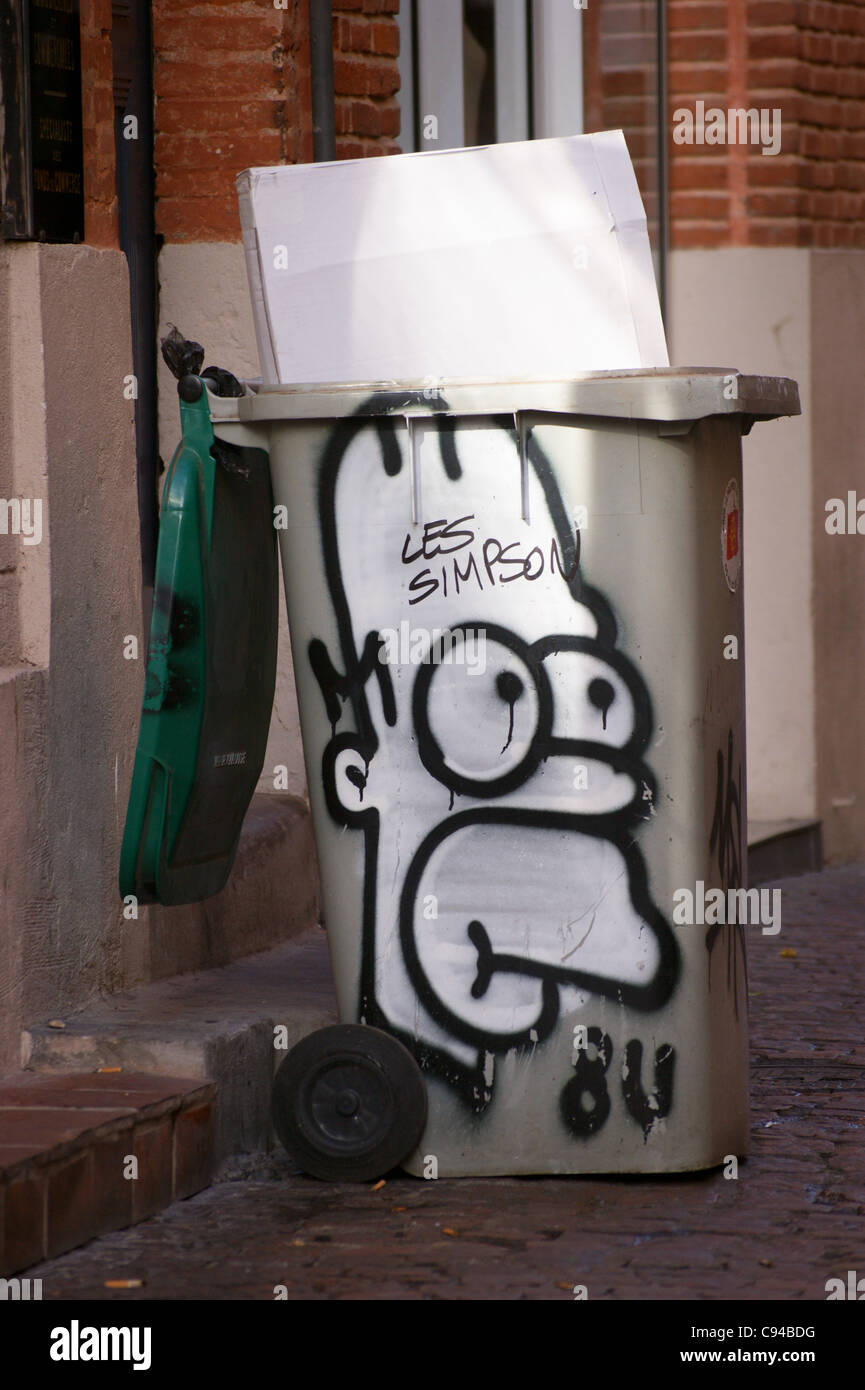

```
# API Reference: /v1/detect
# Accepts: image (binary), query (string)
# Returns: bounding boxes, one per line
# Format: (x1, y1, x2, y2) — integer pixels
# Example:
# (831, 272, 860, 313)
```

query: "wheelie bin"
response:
(190, 367, 800, 1179)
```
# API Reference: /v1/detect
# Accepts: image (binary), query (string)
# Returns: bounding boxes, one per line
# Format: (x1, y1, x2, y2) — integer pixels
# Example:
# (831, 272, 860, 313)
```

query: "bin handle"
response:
(404, 415, 421, 524)
(515, 411, 530, 523)
(402, 409, 533, 525)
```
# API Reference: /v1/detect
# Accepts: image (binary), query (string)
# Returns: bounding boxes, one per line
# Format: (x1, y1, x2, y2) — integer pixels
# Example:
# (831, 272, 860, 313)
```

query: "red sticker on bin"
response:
(721, 480, 741, 592)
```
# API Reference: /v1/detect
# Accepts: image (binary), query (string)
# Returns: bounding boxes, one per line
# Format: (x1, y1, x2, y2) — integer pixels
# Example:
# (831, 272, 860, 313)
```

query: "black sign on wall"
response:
(0, 0, 85, 242)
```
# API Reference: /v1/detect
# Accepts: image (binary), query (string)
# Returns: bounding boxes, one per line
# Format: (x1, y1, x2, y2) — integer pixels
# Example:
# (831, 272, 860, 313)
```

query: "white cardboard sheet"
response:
(236, 130, 668, 387)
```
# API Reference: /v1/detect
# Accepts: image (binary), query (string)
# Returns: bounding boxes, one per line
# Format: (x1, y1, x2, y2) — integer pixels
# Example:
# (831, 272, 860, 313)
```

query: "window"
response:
(397, 0, 667, 317)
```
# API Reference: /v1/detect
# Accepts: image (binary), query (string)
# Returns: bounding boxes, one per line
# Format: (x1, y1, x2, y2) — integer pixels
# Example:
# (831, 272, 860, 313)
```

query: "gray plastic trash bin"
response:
(210, 367, 800, 1178)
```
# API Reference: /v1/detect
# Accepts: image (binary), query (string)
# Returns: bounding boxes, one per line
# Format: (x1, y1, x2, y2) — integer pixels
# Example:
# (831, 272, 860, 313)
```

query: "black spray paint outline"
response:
(707, 726, 748, 1015)
(412, 623, 656, 805)
(398, 807, 681, 1054)
(309, 399, 680, 1111)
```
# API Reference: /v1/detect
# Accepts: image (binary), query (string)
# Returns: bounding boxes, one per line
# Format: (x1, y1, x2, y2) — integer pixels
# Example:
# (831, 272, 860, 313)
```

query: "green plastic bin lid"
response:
(119, 380, 278, 906)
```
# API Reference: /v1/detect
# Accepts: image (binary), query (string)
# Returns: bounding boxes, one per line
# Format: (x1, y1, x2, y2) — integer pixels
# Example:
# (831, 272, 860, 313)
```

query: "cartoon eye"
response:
(588, 678, 615, 725)
(541, 646, 637, 746)
(413, 624, 553, 798)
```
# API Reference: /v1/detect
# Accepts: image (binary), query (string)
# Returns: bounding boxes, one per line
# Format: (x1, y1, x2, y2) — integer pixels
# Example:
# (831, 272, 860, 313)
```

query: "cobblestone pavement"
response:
(30, 866, 865, 1301)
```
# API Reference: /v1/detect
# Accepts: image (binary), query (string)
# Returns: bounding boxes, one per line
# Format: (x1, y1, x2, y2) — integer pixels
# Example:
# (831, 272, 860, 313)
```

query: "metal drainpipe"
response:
(308, 0, 337, 162)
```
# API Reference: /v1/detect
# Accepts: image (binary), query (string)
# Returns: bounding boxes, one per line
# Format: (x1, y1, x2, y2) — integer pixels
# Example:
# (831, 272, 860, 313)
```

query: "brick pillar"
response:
(152, 1, 402, 245)
(80, 0, 118, 247)
(333, 1, 401, 159)
(668, 0, 865, 249)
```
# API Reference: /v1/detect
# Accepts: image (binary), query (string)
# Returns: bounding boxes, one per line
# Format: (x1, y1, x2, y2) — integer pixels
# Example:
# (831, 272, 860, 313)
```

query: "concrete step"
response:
(748, 818, 822, 884)
(21, 930, 337, 1165)
(143, 792, 320, 980)
(0, 1071, 216, 1277)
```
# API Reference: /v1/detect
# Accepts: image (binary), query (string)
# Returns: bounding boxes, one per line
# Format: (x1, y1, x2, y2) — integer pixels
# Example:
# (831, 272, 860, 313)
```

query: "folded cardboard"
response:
(236, 130, 668, 386)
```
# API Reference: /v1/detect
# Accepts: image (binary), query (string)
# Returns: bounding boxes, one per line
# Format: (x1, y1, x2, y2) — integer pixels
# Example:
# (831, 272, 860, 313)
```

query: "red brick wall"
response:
(152, 0, 312, 243)
(333, 1, 401, 159)
(667, 0, 729, 247)
(71, 3, 865, 254)
(668, 0, 865, 248)
(152, 0, 401, 244)
(585, 0, 865, 250)
(80, 0, 118, 248)
(583, 0, 663, 242)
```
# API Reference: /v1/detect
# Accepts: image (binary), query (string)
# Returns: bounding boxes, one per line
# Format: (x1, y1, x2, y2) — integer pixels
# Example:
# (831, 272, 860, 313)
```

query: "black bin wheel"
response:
(272, 1024, 428, 1182)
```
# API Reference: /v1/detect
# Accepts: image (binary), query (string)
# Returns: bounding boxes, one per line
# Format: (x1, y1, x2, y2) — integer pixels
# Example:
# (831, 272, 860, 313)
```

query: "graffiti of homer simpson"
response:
(309, 398, 679, 1114)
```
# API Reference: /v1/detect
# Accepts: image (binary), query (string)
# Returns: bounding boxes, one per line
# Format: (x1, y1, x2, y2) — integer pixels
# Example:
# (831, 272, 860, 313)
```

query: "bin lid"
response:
(229, 369, 800, 430)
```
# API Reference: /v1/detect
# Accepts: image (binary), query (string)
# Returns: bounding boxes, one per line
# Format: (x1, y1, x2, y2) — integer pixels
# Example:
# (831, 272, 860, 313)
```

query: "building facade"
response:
(0, 0, 862, 1080)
